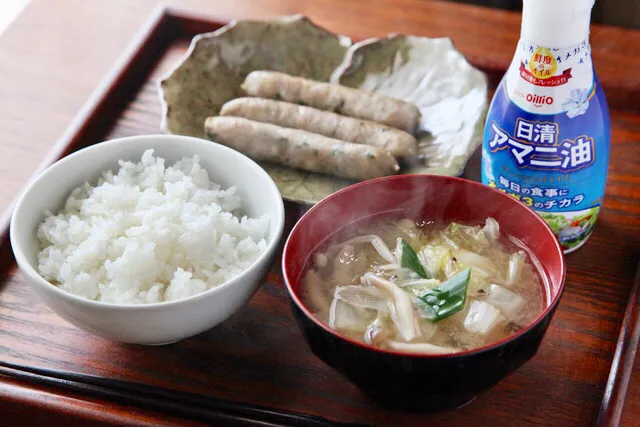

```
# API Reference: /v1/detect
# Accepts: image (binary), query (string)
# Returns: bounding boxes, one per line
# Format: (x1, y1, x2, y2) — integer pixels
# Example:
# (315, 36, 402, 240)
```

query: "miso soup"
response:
(302, 218, 545, 354)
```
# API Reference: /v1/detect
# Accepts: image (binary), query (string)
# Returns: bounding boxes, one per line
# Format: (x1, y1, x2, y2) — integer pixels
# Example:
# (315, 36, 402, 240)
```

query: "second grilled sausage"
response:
(220, 97, 418, 158)
(241, 71, 421, 134)
(204, 116, 399, 181)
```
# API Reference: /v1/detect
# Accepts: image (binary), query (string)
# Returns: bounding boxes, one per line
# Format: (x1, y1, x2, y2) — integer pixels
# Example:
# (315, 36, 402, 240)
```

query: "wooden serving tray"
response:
(1, 6, 639, 426)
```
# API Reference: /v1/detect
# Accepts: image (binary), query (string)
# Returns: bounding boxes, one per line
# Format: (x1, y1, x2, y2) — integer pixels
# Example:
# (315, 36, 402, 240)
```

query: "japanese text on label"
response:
(488, 119, 595, 172)
(487, 176, 584, 211)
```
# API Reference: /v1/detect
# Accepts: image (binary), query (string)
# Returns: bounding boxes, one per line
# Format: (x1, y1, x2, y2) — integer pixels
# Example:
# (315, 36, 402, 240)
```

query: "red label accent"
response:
(519, 63, 572, 87)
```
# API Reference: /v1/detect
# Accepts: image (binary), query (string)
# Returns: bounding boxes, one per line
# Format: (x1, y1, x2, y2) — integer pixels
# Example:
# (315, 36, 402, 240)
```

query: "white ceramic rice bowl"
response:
(10, 135, 285, 345)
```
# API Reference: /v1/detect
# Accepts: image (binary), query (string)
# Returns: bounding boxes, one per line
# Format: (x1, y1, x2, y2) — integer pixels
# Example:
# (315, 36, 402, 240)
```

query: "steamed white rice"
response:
(36, 149, 270, 304)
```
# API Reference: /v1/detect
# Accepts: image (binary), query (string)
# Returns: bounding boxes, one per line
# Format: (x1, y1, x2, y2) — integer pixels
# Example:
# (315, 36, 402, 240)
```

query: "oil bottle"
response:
(481, 0, 610, 253)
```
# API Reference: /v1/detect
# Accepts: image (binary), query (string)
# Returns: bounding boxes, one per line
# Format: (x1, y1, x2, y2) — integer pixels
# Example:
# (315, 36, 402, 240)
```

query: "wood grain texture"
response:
(610, 264, 640, 427)
(0, 1, 638, 426)
(0, 375, 204, 427)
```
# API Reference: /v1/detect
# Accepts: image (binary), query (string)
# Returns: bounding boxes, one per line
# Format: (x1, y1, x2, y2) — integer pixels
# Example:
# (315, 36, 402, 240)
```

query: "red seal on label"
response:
(519, 63, 573, 87)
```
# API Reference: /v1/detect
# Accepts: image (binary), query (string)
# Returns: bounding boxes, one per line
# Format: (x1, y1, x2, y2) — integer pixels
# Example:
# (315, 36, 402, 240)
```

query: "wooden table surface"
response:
(0, 0, 638, 426)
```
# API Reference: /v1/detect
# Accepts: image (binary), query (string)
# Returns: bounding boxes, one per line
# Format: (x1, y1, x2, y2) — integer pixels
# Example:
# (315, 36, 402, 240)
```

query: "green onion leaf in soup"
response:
(397, 238, 428, 278)
(417, 267, 471, 322)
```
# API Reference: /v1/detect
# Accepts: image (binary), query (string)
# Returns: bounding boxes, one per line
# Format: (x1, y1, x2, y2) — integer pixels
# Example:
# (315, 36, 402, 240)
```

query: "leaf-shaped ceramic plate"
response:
(332, 34, 488, 177)
(160, 15, 353, 204)
(159, 16, 488, 204)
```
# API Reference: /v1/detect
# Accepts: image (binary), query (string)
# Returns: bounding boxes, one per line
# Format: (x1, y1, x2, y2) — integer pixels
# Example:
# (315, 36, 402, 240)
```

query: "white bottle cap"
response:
(521, 0, 595, 47)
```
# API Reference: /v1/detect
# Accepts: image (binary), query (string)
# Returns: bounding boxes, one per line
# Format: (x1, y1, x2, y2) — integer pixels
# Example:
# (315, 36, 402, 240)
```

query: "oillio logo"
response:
(526, 93, 554, 107)
(511, 88, 554, 107)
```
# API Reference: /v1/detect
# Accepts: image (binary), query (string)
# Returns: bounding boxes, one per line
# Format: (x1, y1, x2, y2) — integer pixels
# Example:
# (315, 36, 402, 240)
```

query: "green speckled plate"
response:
(159, 17, 487, 204)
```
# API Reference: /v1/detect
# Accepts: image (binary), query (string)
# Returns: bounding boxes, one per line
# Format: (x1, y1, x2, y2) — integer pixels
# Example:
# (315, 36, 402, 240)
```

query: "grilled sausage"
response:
(220, 97, 418, 157)
(204, 116, 399, 181)
(241, 71, 421, 134)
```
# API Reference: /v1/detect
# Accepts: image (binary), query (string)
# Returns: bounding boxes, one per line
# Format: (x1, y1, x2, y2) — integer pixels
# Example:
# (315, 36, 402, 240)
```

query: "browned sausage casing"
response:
(220, 97, 418, 157)
(204, 116, 399, 181)
(241, 71, 421, 134)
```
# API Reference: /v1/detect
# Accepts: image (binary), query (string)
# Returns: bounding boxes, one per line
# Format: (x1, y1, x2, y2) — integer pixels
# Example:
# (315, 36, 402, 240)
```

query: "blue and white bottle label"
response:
(482, 39, 610, 252)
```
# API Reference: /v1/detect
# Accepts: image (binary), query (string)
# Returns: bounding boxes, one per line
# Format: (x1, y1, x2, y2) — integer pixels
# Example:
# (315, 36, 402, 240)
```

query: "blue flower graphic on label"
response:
(562, 88, 590, 118)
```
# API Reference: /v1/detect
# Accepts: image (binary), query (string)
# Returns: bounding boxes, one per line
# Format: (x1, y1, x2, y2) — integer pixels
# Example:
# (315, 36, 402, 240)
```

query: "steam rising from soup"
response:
(302, 218, 544, 354)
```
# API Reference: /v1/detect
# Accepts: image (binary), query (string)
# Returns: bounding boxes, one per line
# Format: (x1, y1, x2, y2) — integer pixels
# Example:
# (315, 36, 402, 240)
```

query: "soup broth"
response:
(302, 218, 544, 354)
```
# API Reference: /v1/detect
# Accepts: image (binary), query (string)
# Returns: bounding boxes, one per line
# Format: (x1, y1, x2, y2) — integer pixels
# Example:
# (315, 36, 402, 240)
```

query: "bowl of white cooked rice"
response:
(10, 135, 285, 345)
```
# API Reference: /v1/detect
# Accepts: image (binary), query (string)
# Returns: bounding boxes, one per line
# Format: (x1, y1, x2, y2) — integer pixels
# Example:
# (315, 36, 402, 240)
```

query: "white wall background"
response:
(0, 0, 30, 36)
